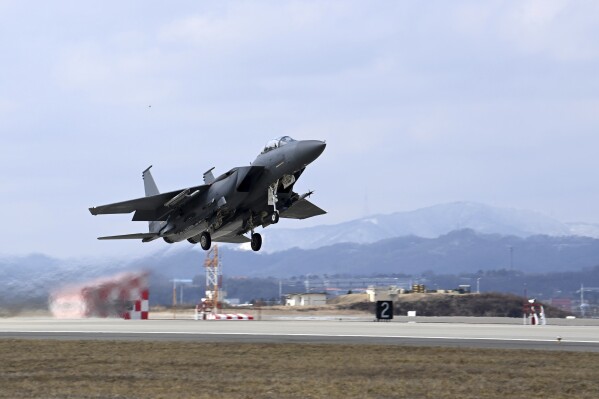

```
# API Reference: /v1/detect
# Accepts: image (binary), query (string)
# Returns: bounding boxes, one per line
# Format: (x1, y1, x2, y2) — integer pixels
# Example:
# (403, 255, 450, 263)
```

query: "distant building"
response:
(285, 293, 327, 306)
(282, 276, 412, 297)
(366, 286, 406, 302)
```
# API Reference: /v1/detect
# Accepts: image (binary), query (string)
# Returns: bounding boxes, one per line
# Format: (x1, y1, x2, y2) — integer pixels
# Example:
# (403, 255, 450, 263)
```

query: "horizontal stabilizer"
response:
(280, 199, 326, 220)
(97, 233, 159, 241)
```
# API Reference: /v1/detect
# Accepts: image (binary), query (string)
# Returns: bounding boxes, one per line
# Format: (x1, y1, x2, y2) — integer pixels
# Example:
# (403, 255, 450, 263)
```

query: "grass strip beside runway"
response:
(1, 340, 597, 398)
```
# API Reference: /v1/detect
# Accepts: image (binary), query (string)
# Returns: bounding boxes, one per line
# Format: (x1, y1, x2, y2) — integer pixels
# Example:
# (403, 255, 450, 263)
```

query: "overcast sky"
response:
(1, 1, 599, 258)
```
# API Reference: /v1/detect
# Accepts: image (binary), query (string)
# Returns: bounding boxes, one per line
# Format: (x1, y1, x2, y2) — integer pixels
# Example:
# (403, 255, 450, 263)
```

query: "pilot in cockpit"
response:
(261, 136, 296, 154)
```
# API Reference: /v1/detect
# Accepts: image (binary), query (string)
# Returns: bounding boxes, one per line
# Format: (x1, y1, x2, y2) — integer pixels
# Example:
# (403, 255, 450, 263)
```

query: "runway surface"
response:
(2, 317, 599, 352)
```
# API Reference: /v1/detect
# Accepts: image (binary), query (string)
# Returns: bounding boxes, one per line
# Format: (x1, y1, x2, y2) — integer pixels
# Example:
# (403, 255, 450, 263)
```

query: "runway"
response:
(2, 317, 599, 352)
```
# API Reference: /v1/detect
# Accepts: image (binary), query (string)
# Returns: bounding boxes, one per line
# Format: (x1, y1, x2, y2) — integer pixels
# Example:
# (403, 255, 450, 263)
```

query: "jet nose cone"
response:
(296, 140, 326, 166)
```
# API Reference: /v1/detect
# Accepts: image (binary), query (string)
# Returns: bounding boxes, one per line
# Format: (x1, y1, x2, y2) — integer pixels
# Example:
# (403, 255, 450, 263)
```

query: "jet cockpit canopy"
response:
(261, 136, 296, 154)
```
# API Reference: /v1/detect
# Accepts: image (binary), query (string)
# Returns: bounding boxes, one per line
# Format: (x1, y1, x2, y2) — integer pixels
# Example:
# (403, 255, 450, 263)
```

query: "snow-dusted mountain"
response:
(5, 230, 599, 308)
(260, 202, 573, 252)
(567, 222, 599, 239)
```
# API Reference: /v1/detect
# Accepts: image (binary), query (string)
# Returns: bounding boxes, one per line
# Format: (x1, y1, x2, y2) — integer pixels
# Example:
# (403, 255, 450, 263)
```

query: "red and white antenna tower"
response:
(195, 245, 254, 321)
(203, 245, 222, 315)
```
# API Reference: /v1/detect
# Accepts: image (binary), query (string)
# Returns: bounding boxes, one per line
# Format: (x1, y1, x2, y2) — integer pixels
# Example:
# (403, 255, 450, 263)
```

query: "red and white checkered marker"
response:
(124, 289, 149, 320)
(50, 271, 150, 320)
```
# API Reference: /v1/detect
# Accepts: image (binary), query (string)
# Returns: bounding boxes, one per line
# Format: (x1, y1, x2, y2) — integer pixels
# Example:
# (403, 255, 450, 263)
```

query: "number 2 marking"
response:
(381, 301, 390, 318)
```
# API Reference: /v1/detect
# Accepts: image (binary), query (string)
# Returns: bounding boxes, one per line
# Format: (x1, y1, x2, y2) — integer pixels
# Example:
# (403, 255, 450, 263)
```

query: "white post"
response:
(581, 283, 585, 317)
(540, 305, 546, 325)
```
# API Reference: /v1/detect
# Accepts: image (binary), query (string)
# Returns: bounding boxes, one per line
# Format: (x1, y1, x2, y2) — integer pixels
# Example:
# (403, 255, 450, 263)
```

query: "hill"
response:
(338, 292, 569, 318)
(3, 229, 599, 308)
(210, 229, 599, 277)
(261, 201, 575, 251)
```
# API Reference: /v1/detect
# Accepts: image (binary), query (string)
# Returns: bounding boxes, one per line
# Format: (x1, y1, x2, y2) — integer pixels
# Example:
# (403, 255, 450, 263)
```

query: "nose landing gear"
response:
(271, 211, 279, 224)
(268, 183, 280, 225)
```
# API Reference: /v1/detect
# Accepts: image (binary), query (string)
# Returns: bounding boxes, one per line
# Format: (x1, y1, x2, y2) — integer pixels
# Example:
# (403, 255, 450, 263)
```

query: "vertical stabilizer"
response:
(203, 167, 215, 184)
(142, 166, 162, 234)
(142, 166, 160, 196)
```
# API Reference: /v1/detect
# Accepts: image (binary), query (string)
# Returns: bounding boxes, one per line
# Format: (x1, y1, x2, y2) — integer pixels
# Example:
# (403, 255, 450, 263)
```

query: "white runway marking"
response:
(4, 330, 599, 344)
(3, 319, 599, 350)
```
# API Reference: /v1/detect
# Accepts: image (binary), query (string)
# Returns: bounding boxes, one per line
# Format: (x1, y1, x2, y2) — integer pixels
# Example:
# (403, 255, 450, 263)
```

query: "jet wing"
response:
(89, 185, 209, 221)
(213, 234, 251, 244)
(280, 199, 326, 220)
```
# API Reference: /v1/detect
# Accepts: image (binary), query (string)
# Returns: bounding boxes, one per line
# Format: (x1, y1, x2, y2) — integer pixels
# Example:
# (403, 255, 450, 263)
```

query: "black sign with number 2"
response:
(376, 300, 393, 320)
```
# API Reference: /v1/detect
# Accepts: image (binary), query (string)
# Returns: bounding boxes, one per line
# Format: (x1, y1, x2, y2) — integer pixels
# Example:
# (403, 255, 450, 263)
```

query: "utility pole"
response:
(171, 278, 193, 316)
(509, 246, 514, 270)
(279, 280, 282, 304)
(581, 283, 585, 317)
(172, 279, 177, 306)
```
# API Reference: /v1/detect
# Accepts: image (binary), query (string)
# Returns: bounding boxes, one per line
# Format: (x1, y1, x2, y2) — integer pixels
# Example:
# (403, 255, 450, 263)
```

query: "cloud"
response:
(0, 98, 17, 116)
(492, 0, 598, 61)
(2, 1, 599, 257)
(56, 42, 180, 106)
(436, 1, 599, 63)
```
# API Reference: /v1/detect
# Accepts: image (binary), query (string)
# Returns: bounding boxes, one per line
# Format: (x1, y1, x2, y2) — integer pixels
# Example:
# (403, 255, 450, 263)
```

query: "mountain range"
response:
(260, 201, 597, 252)
(3, 202, 599, 306)
(4, 229, 599, 306)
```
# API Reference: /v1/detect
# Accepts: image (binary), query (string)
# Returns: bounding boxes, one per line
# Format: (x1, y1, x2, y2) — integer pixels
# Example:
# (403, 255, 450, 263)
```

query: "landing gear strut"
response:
(268, 182, 279, 225)
(200, 231, 211, 251)
(251, 233, 262, 252)
(248, 212, 262, 251)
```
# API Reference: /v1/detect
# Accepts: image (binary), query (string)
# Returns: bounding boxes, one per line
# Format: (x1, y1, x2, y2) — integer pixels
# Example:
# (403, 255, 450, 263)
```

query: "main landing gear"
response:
(251, 232, 262, 252)
(199, 231, 211, 250)
(247, 212, 262, 252)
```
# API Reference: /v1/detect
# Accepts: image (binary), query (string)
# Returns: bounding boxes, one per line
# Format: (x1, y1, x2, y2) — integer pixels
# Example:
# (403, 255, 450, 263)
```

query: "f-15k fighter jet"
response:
(89, 136, 326, 251)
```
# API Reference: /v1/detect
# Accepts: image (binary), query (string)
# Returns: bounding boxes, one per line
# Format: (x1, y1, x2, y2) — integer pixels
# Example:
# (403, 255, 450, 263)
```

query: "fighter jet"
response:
(89, 136, 326, 251)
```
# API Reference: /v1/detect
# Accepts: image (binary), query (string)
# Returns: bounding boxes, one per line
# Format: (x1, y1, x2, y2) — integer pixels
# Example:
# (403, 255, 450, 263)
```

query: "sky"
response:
(1, 0, 599, 258)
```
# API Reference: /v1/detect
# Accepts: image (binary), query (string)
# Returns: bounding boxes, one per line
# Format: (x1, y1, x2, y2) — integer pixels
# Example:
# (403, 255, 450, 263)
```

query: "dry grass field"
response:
(1, 340, 598, 399)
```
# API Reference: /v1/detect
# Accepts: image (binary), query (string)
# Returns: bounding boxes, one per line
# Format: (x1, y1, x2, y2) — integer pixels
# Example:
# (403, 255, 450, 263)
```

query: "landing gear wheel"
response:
(271, 211, 280, 224)
(200, 231, 211, 251)
(250, 233, 262, 252)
